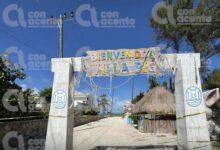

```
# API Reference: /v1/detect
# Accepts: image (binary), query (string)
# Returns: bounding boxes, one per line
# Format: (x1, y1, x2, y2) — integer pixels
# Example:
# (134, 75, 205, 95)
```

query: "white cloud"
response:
(112, 98, 130, 114)
(33, 87, 39, 95)
(21, 84, 28, 91)
(20, 84, 39, 95)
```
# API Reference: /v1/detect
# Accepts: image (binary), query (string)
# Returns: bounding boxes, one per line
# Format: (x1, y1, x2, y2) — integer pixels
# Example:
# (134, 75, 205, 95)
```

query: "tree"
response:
(0, 54, 25, 95)
(131, 92, 144, 104)
(203, 69, 220, 90)
(0, 54, 25, 118)
(83, 106, 98, 115)
(39, 87, 52, 103)
(23, 88, 34, 113)
(149, 76, 160, 89)
(150, 0, 220, 73)
(98, 95, 110, 116)
(162, 81, 168, 89)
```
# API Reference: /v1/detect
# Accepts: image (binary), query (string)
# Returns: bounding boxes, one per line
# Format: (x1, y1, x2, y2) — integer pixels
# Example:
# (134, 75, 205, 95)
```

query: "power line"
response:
(0, 26, 52, 58)
(131, 76, 135, 101)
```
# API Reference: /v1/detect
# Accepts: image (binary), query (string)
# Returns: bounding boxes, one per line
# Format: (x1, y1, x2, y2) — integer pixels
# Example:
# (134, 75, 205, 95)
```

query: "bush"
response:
(83, 108, 98, 116)
(130, 115, 138, 124)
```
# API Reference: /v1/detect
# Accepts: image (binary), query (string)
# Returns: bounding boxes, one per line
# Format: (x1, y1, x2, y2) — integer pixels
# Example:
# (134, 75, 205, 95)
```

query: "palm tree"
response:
(98, 94, 110, 116)
(149, 76, 159, 89)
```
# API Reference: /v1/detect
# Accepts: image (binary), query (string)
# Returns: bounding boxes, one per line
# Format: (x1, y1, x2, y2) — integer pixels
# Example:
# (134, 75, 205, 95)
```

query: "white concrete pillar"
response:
(45, 58, 74, 150)
(175, 54, 211, 149)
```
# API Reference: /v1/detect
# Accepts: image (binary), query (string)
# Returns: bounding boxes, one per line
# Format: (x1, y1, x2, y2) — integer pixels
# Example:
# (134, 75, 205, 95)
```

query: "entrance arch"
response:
(45, 47, 211, 150)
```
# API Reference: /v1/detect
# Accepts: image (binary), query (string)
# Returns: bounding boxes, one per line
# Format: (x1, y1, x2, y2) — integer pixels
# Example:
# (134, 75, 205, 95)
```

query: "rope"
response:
(90, 76, 133, 90)
(176, 112, 206, 120)
(193, 55, 198, 84)
(108, 74, 113, 96)
(80, 49, 174, 93)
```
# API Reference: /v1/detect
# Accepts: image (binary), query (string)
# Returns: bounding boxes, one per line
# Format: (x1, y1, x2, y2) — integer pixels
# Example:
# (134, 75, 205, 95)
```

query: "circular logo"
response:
(186, 86, 202, 107)
(52, 90, 67, 109)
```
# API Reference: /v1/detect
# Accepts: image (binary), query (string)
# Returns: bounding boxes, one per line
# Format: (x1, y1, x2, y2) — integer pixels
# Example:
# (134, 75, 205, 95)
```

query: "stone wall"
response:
(0, 119, 48, 150)
(0, 116, 103, 149)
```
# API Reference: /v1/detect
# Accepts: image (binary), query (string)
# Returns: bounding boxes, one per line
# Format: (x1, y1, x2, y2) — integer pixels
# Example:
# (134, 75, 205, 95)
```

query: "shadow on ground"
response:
(91, 145, 178, 150)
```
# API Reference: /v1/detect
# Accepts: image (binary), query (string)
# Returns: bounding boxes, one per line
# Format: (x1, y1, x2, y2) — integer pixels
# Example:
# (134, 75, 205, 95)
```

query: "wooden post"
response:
(45, 58, 74, 150)
(174, 54, 211, 149)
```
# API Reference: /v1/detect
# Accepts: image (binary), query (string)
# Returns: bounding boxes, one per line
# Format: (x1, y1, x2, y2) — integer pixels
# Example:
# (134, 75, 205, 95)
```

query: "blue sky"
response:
(0, 0, 219, 113)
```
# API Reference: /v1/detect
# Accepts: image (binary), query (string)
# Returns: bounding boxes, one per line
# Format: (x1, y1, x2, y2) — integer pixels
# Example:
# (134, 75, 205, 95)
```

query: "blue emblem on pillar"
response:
(52, 90, 67, 109)
(186, 86, 202, 107)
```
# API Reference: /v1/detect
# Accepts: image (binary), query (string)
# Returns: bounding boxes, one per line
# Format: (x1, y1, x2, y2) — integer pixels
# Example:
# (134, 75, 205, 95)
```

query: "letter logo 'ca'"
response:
(3, 4, 27, 27)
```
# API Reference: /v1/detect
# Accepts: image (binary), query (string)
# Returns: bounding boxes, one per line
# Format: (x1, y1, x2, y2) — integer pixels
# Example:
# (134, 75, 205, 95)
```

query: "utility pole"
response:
(111, 88, 114, 114)
(96, 86, 100, 113)
(58, 15, 63, 58)
(131, 76, 135, 101)
(51, 12, 74, 58)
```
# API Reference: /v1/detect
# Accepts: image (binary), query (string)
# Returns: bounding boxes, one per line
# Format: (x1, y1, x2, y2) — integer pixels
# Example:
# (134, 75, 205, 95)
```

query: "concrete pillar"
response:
(175, 54, 211, 149)
(45, 58, 74, 150)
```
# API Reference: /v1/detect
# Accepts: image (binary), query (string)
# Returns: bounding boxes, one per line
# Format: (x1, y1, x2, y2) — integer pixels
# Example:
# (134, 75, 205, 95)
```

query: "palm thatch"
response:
(134, 86, 176, 115)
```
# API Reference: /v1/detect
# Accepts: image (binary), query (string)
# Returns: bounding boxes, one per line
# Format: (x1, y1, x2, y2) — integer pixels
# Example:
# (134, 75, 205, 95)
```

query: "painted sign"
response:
(186, 86, 202, 107)
(52, 90, 67, 109)
(84, 47, 164, 77)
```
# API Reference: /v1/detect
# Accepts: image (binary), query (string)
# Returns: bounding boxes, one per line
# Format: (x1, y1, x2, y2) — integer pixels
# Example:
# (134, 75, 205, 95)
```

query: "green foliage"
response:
(83, 107, 98, 115)
(121, 113, 126, 118)
(149, 77, 174, 92)
(39, 87, 52, 103)
(162, 81, 168, 89)
(149, 76, 160, 89)
(0, 55, 25, 118)
(150, 0, 220, 73)
(131, 92, 144, 104)
(98, 94, 110, 115)
(130, 115, 138, 124)
(23, 88, 34, 113)
(131, 77, 173, 104)
(0, 55, 25, 94)
(0, 55, 46, 118)
(203, 69, 220, 90)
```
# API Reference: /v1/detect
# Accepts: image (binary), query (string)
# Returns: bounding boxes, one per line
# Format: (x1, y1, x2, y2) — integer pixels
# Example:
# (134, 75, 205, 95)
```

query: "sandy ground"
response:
(73, 117, 177, 150)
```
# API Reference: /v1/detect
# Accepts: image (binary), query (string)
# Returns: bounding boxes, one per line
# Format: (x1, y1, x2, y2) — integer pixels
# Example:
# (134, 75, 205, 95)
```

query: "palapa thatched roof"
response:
(134, 86, 176, 115)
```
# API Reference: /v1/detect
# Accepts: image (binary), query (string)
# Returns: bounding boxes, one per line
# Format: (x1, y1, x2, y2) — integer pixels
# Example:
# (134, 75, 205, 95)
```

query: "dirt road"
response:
(73, 117, 177, 150)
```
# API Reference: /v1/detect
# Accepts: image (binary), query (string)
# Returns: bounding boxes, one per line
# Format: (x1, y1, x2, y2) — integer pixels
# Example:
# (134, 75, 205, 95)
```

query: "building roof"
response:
(74, 90, 88, 98)
(134, 86, 176, 115)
